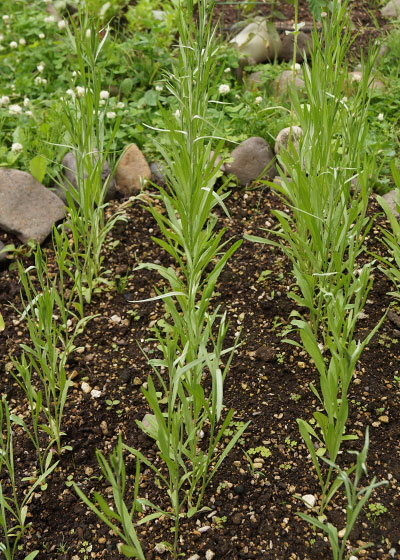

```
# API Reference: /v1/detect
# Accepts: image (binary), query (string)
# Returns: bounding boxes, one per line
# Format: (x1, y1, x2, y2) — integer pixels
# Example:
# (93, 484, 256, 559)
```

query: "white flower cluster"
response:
(218, 84, 230, 95)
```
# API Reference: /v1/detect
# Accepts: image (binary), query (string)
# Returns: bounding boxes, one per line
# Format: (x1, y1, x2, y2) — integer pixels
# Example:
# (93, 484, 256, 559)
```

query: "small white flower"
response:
(44, 15, 55, 23)
(58, 20, 66, 30)
(37, 62, 45, 73)
(106, 111, 116, 119)
(254, 96, 263, 105)
(290, 63, 301, 71)
(39, 32, 45, 39)
(174, 109, 180, 118)
(218, 83, 230, 95)
(42, 78, 47, 85)
(72, 70, 77, 77)
(2, 15, 9, 24)
(75, 86, 85, 97)
(34, 76, 42, 85)
(9, 104, 22, 115)
(321, 11, 327, 18)
(9, 41, 18, 49)
(100, 90, 109, 100)
(86, 29, 91, 38)
(224, 67, 231, 73)
(0, 34, 4, 42)
(117, 101, 124, 109)
(19, 38, 26, 46)
(11, 142, 23, 153)
(155, 85, 163, 91)
(99, 99, 105, 106)
(66, 88, 75, 96)
(26, 110, 33, 117)
(0, 95, 10, 106)
(342, 96, 348, 102)
(378, 112, 384, 122)
(23, 97, 29, 107)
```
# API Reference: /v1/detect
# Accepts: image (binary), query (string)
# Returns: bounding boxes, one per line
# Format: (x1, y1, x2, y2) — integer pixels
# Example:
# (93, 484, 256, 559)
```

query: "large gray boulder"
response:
(224, 137, 276, 187)
(57, 151, 117, 203)
(381, 0, 400, 17)
(0, 169, 66, 244)
(230, 19, 281, 64)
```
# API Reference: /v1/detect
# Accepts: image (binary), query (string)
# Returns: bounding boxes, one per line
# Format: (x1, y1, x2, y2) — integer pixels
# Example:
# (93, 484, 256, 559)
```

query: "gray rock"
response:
(381, 0, 400, 17)
(382, 189, 399, 219)
(57, 151, 117, 204)
(224, 137, 276, 187)
(275, 70, 305, 96)
(348, 71, 385, 90)
(230, 19, 281, 64)
(247, 71, 263, 88)
(278, 31, 312, 62)
(275, 126, 302, 155)
(150, 161, 167, 187)
(0, 169, 66, 244)
(0, 241, 8, 263)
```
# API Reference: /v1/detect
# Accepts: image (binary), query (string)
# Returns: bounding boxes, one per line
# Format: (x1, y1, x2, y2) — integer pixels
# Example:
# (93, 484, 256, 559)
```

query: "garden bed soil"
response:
(0, 182, 399, 559)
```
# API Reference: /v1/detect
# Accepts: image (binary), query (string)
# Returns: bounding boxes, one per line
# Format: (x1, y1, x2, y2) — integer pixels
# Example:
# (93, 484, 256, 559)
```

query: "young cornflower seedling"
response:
(55, 10, 127, 306)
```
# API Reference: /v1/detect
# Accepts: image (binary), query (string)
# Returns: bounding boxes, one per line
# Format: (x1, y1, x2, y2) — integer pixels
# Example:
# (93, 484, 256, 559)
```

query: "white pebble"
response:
(90, 389, 102, 398)
(110, 314, 121, 323)
(205, 550, 215, 560)
(198, 525, 211, 533)
(81, 382, 91, 394)
(302, 494, 316, 508)
(187, 556, 200, 560)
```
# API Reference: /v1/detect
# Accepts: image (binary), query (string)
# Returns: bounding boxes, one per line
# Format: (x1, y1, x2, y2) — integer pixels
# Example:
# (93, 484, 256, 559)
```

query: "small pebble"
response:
(100, 420, 108, 435)
(85, 466, 93, 476)
(110, 314, 121, 324)
(198, 525, 211, 533)
(91, 389, 102, 398)
(302, 494, 316, 508)
(81, 381, 91, 394)
(205, 551, 215, 560)
(133, 376, 142, 386)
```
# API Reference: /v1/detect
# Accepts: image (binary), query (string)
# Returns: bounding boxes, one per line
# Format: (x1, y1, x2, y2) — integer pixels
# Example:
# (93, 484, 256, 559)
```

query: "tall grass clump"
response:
(56, 11, 127, 308)
(0, 397, 57, 560)
(74, 0, 248, 556)
(10, 247, 92, 475)
(247, 0, 386, 554)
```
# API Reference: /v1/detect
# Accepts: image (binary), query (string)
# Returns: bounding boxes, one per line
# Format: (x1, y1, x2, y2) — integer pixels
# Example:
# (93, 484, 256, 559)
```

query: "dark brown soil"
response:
(1, 2, 399, 559)
(1, 179, 400, 560)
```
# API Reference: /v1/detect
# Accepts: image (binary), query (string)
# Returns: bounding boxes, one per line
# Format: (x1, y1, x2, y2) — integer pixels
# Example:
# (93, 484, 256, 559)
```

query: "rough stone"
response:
(381, 0, 400, 18)
(0, 240, 8, 263)
(275, 70, 305, 96)
(224, 137, 276, 186)
(230, 19, 281, 64)
(0, 169, 66, 244)
(278, 31, 312, 62)
(247, 70, 263, 88)
(115, 144, 151, 196)
(348, 71, 385, 90)
(149, 161, 167, 187)
(57, 151, 117, 204)
(381, 189, 399, 219)
(275, 126, 302, 155)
